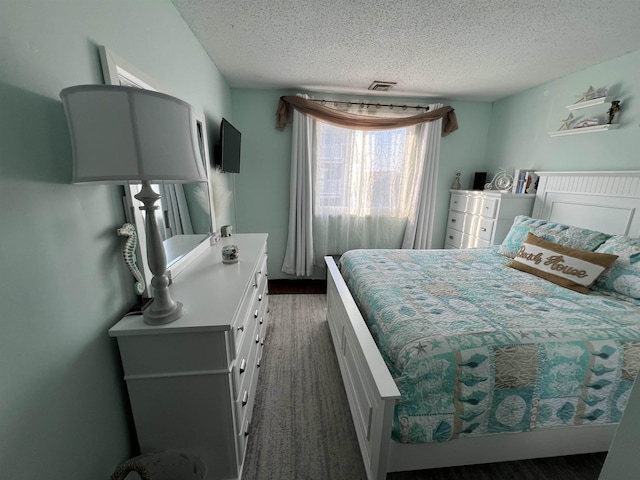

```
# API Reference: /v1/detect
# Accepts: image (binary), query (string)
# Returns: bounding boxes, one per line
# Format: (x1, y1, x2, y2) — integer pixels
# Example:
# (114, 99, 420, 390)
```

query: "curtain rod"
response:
(310, 98, 430, 111)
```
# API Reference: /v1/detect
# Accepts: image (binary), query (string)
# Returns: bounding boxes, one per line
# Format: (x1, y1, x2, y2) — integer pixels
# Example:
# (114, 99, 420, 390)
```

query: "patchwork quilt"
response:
(339, 247, 640, 444)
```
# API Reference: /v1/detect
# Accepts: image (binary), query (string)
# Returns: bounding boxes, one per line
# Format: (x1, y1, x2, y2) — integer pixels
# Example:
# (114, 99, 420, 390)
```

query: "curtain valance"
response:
(275, 95, 458, 136)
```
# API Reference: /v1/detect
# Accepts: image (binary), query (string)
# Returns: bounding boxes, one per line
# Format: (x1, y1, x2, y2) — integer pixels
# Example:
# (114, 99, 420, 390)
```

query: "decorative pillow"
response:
(508, 233, 618, 294)
(592, 235, 640, 305)
(498, 215, 611, 259)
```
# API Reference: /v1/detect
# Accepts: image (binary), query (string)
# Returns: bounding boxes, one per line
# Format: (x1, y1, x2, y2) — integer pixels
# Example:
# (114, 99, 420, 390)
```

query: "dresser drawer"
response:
(447, 227, 491, 249)
(234, 329, 261, 427)
(473, 197, 498, 218)
(231, 316, 258, 399)
(232, 253, 268, 353)
(476, 217, 495, 242)
(461, 234, 491, 249)
(449, 192, 469, 212)
(445, 227, 464, 248)
(446, 210, 467, 233)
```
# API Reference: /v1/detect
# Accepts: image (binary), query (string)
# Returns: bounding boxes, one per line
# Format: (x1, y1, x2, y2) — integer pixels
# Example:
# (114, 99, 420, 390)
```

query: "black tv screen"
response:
(216, 118, 241, 173)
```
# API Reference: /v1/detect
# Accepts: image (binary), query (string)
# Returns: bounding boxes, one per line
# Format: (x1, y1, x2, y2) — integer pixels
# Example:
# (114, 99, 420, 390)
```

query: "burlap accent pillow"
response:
(508, 233, 618, 294)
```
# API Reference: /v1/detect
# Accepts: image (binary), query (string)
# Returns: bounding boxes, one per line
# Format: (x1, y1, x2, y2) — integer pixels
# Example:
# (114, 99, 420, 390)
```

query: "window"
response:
(314, 122, 420, 218)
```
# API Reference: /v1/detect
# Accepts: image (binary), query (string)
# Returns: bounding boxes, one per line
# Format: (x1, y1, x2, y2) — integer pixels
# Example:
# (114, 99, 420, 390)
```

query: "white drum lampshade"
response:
(60, 85, 208, 324)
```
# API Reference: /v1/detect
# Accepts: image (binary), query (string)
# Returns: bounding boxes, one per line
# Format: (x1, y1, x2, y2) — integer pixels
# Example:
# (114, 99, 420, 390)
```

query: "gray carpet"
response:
(242, 294, 606, 480)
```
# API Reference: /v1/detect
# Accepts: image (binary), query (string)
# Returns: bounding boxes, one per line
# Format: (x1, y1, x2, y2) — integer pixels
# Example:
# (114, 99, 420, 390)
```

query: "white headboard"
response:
(532, 171, 640, 238)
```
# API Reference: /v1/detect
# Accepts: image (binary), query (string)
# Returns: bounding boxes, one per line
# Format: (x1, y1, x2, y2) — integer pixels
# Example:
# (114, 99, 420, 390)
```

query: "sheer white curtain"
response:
(402, 103, 443, 249)
(281, 97, 315, 276)
(281, 101, 443, 276)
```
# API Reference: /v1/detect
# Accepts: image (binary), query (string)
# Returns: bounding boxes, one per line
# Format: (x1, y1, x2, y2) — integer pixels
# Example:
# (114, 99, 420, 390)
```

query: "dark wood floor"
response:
(268, 279, 327, 294)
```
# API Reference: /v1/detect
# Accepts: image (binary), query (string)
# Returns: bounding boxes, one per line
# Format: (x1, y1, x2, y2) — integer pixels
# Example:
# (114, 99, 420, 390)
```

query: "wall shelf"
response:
(550, 92, 620, 137)
(549, 124, 618, 137)
(566, 96, 611, 111)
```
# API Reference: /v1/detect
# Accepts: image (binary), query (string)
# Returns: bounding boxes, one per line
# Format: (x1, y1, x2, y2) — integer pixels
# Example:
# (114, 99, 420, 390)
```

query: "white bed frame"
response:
(325, 171, 640, 480)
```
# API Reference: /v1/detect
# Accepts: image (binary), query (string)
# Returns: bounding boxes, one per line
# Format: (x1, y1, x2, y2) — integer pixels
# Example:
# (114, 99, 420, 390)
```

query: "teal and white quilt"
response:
(339, 247, 640, 444)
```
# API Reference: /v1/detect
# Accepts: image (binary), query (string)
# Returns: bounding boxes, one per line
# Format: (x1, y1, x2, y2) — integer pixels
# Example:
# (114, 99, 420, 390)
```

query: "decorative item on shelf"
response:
(574, 85, 608, 104)
(607, 100, 621, 124)
(574, 118, 600, 129)
(221, 224, 233, 237)
(512, 169, 538, 194)
(222, 244, 239, 264)
(472, 172, 487, 190)
(117, 223, 146, 296)
(558, 112, 575, 131)
(484, 169, 513, 192)
(452, 172, 461, 190)
(60, 85, 208, 325)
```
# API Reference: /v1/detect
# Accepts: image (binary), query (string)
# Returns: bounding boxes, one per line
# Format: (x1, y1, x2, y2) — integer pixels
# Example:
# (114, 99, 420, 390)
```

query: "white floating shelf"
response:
(566, 96, 611, 111)
(549, 124, 619, 137)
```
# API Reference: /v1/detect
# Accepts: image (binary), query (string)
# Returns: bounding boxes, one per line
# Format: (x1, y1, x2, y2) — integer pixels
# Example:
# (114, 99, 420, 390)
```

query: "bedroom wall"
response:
(230, 89, 493, 278)
(485, 49, 640, 174)
(0, 1, 231, 478)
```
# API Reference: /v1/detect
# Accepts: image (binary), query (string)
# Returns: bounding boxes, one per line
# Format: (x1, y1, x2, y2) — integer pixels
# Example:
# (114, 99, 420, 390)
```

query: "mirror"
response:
(99, 46, 216, 296)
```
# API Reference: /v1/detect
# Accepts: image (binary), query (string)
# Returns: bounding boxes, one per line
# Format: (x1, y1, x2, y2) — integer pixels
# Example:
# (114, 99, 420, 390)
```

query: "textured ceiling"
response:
(172, 0, 640, 102)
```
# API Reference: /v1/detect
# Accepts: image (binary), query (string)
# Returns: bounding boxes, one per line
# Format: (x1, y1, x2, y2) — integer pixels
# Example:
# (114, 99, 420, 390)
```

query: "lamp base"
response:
(143, 300, 184, 325)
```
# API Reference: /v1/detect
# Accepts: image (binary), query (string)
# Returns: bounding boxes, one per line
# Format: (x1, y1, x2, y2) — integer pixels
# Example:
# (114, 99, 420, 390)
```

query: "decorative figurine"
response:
(575, 85, 608, 104)
(606, 100, 621, 124)
(575, 86, 595, 104)
(117, 223, 146, 296)
(558, 112, 575, 131)
(452, 172, 461, 190)
(222, 244, 239, 264)
(485, 169, 513, 191)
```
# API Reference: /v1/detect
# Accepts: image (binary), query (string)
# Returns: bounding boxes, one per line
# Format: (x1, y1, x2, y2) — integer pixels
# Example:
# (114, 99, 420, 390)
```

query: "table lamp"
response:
(60, 85, 208, 325)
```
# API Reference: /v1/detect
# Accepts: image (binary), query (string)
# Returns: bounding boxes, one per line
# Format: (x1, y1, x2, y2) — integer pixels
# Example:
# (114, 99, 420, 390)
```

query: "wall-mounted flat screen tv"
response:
(215, 118, 241, 173)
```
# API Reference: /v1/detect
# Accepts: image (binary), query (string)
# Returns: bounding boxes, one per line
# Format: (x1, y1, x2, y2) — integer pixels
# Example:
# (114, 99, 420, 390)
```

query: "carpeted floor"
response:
(242, 294, 606, 480)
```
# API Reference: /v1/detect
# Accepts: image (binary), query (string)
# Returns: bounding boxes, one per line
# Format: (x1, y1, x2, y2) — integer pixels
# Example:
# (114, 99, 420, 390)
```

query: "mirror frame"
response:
(99, 46, 217, 296)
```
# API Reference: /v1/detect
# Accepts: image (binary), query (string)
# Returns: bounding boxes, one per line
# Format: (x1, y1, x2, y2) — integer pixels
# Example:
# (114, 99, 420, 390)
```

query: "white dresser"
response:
(109, 233, 269, 480)
(445, 190, 534, 249)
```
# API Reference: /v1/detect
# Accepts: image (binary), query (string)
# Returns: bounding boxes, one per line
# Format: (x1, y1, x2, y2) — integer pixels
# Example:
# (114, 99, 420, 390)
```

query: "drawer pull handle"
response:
(240, 358, 246, 374)
(481, 227, 487, 232)
(237, 325, 244, 332)
(244, 423, 250, 437)
(449, 235, 454, 240)
(258, 294, 263, 302)
(257, 357, 261, 368)
(451, 218, 456, 223)
(255, 334, 260, 344)
(260, 337, 265, 346)
(260, 316, 264, 325)
(254, 309, 259, 319)
(485, 206, 489, 210)
(242, 390, 249, 406)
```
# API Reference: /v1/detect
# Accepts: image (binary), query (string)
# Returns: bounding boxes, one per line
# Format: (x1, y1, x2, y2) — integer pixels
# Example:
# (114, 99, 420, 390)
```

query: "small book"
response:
(523, 171, 539, 194)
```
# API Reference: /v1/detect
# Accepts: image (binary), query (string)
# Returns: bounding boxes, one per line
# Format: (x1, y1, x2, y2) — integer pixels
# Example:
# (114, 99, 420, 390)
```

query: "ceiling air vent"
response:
(368, 80, 397, 92)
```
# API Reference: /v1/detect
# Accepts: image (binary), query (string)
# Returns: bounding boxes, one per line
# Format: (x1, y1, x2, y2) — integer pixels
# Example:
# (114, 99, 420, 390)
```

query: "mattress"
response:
(339, 247, 640, 443)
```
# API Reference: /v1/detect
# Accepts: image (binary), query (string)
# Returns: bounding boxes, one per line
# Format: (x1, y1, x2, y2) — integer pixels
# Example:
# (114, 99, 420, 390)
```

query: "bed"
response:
(325, 170, 640, 480)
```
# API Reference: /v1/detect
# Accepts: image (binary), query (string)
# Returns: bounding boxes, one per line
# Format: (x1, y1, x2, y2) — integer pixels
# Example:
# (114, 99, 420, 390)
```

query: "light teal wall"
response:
(0, 1, 230, 478)
(486, 49, 640, 173)
(231, 90, 493, 278)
